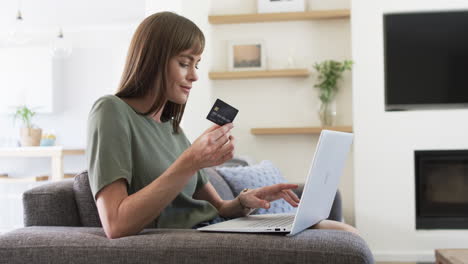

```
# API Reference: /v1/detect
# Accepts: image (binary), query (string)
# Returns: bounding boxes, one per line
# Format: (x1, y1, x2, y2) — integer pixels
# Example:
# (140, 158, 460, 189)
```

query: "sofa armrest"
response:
(0, 227, 374, 264)
(292, 183, 343, 222)
(23, 179, 81, 227)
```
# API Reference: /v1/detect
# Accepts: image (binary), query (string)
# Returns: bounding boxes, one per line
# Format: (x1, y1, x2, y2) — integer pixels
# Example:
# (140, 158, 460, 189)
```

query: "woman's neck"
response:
(121, 94, 166, 123)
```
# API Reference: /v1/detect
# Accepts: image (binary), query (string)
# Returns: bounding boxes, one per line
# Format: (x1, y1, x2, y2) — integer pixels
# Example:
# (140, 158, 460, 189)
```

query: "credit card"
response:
(206, 99, 239, 126)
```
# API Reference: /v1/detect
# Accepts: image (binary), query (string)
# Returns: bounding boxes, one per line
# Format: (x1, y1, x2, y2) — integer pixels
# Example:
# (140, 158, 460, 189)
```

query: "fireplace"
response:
(415, 150, 468, 229)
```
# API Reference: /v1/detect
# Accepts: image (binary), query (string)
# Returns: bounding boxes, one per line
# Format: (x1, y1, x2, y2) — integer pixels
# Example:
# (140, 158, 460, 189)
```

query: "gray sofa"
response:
(0, 166, 373, 263)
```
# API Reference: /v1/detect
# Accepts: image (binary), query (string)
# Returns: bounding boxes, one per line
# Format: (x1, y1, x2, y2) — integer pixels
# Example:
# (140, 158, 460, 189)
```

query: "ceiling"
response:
(0, 0, 146, 30)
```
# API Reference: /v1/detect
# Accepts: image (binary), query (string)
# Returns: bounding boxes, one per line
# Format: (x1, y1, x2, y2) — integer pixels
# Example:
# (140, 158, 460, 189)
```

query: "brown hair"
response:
(116, 12, 205, 133)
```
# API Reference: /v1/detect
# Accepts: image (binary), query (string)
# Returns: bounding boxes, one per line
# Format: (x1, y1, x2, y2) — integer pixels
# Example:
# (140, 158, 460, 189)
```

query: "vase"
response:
(318, 100, 336, 127)
(20, 127, 42, 146)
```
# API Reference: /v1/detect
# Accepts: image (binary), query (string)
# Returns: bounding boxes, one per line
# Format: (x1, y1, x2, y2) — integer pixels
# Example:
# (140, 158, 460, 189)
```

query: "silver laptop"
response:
(197, 130, 353, 236)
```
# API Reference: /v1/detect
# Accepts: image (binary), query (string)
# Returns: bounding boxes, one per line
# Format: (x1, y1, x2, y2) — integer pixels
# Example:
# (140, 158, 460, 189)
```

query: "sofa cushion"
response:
(0, 226, 374, 264)
(73, 171, 102, 227)
(203, 168, 235, 200)
(216, 160, 295, 215)
(23, 180, 81, 227)
(215, 155, 253, 168)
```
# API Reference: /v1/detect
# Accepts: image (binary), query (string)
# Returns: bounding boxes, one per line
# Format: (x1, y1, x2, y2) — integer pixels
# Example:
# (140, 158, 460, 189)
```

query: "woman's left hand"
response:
(240, 183, 300, 209)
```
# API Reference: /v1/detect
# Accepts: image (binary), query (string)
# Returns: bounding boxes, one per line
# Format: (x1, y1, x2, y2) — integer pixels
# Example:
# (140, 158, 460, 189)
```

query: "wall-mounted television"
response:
(384, 11, 468, 111)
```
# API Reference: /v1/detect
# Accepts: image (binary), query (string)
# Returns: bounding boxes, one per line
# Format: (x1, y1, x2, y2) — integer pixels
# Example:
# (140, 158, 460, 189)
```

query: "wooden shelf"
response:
(63, 149, 85, 156)
(209, 69, 310, 80)
(209, 9, 350, 24)
(0, 146, 84, 157)
(0, 174, 76, 182)
(251, 126, 353, 135)
(0, 146, 85, 181)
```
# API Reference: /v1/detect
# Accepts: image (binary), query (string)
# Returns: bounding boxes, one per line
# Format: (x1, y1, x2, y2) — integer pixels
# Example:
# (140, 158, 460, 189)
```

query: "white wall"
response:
(0, 27, 136, 177)
(0, 47, 54, 113)
(209, 0, 354, 224)
(352, 0, 468, 262)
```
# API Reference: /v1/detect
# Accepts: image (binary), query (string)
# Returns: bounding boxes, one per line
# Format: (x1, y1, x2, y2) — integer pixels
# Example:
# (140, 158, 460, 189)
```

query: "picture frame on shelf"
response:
(257, 0, 305, 14)
(228, 40, 266, 71)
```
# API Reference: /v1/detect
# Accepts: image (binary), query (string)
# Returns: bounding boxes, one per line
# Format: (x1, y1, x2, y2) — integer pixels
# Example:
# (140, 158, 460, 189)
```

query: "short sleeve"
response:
(86, 97, 132, 200)
(195, 169, 210, 192)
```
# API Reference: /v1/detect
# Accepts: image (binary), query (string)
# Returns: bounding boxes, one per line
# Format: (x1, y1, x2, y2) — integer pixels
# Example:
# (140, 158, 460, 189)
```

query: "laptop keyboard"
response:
(236, 214, 295, 228)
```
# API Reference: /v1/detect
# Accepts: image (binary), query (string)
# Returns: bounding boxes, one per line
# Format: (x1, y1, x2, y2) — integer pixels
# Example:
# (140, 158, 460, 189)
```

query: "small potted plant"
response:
(14, 105, 42, 147)
(313, 60, 353, 126)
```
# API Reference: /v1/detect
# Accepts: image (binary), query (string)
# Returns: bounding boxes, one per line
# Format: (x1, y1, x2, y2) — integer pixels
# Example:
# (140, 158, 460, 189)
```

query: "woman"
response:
(87, 11, 357, 239)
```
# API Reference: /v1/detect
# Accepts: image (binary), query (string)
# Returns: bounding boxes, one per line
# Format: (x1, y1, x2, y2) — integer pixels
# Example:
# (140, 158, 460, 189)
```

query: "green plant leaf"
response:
(313, 59, 353, 103)
(13, 105, 37, 128)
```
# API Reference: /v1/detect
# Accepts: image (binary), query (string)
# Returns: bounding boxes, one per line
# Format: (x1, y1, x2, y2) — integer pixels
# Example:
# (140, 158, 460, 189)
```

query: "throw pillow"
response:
(216, 160, 296, 215)
(73, 171, 102, 227)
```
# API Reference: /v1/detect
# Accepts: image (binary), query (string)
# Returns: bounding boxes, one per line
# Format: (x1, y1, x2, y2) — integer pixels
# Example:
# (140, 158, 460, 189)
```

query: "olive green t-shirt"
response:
(86, 95, 218, 228)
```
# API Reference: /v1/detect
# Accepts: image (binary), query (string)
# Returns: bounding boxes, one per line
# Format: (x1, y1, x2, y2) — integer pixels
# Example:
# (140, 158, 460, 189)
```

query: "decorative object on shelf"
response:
(13, 105, 42, 147)
(40, 131, 56, 146)
(7, 0, 32, 45)
(228, 40, 266, 71)
(317, 100, 336, 126)
(50, 28, 72, 59)
(286, 47, 296, 68)
(313, 60, 352, 126)
(257, 0, 305, 14)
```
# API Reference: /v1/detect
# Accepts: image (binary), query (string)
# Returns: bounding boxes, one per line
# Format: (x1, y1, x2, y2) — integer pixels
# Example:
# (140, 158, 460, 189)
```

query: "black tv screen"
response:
(384, 11, 468, 111)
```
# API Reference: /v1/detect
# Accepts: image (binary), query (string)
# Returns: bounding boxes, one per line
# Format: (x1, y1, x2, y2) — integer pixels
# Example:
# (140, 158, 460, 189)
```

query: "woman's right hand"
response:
(186, 123, 235, 170)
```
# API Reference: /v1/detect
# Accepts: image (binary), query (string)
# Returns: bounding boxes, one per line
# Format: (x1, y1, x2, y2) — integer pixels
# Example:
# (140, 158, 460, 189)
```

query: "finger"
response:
(217, 135, 234, 154)
(211, 130, 234, 152)
(248, 195, 270, 209)
(223, 132, 232, 145)
(217, 137, 235, 163)
(273, 183, 299, 193)
(209, 123, 233, 142)
(214, 134, 230, 151)
(217, 124, 234, 142)
(218, 149, 234, 165)
(228, 135, 235, 146)
(279, 192, 298, 207)
(221, 135, 235, 149)
(284, 189, 300, 203)
(203, 124, 221, 134)
(257, 183, 298, 196)
(282, 190, 300, 206)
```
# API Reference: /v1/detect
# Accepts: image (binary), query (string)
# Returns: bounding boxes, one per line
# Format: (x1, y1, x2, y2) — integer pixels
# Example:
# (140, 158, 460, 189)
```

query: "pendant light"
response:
(7, 0, 31, 45)
(51, 27, 72, 59)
